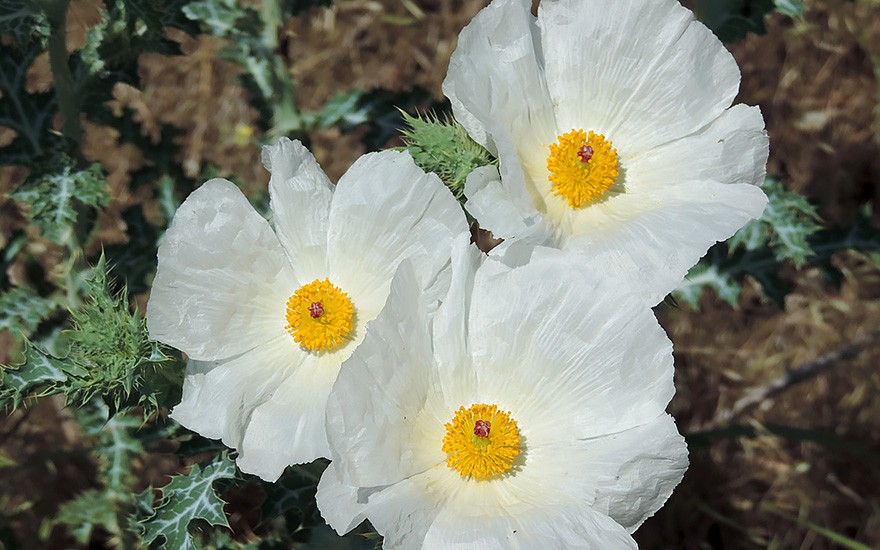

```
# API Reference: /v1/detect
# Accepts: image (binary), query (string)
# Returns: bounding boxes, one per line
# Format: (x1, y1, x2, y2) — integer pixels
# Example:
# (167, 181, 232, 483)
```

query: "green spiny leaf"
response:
(0, 339, 68, 408)
(76, 403, 145, 494)
(673, 262, 742, 308)
(0, 255, 180, 414)
(54, 489, 119, 544)
(183, 0, 302, 134)
(0, 0, 48, 47)
(399, 110, 495, 198)
(63, 254, 177, 415)
(54, 405, 145, 546)
(10, 161, 108, 243)
(0, 286, 57, 335)
(140, 452, 237, 549)
(773, 0, 804, 19)
(728, 178, 822, 268)
(182, 0, 249, 36)
(674, 204, 879, 309)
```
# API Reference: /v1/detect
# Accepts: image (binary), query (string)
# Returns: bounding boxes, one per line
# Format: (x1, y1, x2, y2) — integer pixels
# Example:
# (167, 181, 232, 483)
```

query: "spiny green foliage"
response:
(62, 255, 177, 414)
(53, 403, 145, 546)
(0, 340, 68, 408)
(10, 162, 109, 243)
(55, 489, 120, 545)
(672, 262, 743, 309)
(140, 452, 237, 550)
(674, 205, 880, 308)
(0, 256, 178, 414)
(0, 0, 49, 47)
(183, 0, 302, 134)
(773, 0, 805, 18)
(728, 177, 822, 268)
(0, 286, 57, 335)
(399, 111, 496, 199)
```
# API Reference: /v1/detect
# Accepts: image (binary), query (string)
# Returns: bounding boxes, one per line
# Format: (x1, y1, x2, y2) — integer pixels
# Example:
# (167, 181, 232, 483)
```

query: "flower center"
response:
(547, 129, 619, 208)
(285, 278, 354, 352)
(442, 403, 521, 480)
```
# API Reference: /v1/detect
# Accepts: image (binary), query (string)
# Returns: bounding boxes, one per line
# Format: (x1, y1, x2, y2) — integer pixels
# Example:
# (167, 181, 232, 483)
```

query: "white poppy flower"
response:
(444, 0, 769, 305)
(317, 237, 688, 548)
(146, 138, 468, 481)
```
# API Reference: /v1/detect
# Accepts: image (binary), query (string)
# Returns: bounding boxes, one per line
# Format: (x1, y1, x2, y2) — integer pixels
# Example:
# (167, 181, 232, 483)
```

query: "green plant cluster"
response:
(674, 179, 880, 308)
(399, 111, 496, 199)
(0, 255, 178, 415)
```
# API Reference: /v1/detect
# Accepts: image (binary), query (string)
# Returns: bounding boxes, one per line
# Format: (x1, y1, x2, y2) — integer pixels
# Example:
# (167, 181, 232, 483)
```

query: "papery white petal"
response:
(327, 150, 467, 319)
(588, 415, 688, 532)
(627, 104, 769, 191)
(264, 137, 333, 283)
(422, 499, 638, 549)
(464, 165, 542, 241)
(354, 470, 446, 550)
(431, 233, 483, 394)
(235, 350, 342, 481)
(147, 178, 295, 361)
(442, 0, 555, 155)
(469, 253, 674, 439)
(316, 462, 371, 535)
(446, 0, 767, 306)
(539, 0, 740, 154)
(326, 262, 446, 487)
(567, 180, 768, 305)
(349, 462, 638, 549)
(170, 337, 299, 451)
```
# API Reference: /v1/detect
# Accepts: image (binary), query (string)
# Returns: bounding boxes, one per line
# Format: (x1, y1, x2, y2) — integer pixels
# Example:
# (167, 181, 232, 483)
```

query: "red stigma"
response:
(308, 301, 324, 319)
(577, 145, 594, 163)
(474, 420, 491, 438)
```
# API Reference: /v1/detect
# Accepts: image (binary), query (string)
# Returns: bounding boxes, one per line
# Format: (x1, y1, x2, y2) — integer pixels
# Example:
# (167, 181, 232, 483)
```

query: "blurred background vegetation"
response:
(0, 0, 879, 548)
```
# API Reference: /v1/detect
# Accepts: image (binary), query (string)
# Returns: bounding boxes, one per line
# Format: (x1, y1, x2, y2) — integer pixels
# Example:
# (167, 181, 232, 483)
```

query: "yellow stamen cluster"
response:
(547, 129, 619, 208)
(285, 278, 354, 352)
(442, 403, 522, 480)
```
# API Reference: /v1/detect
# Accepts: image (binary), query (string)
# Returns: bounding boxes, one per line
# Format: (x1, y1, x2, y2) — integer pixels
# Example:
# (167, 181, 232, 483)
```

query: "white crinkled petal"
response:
(315, 462, 371, 535)
(566, 180, 769, 305)
(170, 337, 300, 451)
(326, 261, 446, 488)
(442, 0, 555, 156)
(464, 164, 542, 241)
(588, 414, 688, 533)
(468, 252, 675, 440)
(327, 150, 467, 318)
(431, 233, 483, 395)
(235, 350, 342, 481)
(626, 104, 769, 191)
(344, 461, 638, 549)
(351, 470, 446, 550)
(538, 0, 741, 155)
(421, 498, 638, 549)
(316, 251, 687, 548)
(147, 178, 295, 361)
(263, 138, 333, 284)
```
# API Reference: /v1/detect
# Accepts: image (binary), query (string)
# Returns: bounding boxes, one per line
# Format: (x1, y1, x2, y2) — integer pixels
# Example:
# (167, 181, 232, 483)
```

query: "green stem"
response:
(38, 0, 82, 147)
(259, 0, 303, 134)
